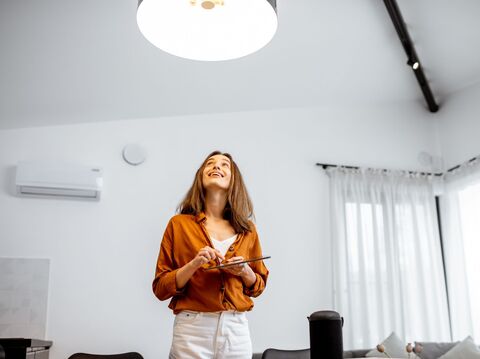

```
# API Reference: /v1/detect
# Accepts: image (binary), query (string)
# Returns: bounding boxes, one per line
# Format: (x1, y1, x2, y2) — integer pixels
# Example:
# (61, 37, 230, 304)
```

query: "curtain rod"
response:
(443, 155, 478, 173)
(315, 162, 442, 177)
(316, 155, 480, 177)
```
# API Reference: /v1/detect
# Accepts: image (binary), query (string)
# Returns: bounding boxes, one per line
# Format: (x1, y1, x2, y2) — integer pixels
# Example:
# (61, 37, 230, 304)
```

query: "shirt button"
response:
(229, 246, 234, 251)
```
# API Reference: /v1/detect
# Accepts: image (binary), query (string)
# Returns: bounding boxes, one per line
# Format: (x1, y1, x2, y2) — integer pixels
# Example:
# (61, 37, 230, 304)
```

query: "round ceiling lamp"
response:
(137, 0, 278, 61)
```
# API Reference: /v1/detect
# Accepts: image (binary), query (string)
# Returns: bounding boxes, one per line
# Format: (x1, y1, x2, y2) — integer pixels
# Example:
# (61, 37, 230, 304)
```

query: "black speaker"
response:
(308, 310, 344, 359)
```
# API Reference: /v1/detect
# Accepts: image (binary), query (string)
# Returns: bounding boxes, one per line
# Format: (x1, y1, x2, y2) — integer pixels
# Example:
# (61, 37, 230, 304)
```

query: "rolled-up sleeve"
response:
(152, 220, 186, 301)
(243, 229, 269, 298)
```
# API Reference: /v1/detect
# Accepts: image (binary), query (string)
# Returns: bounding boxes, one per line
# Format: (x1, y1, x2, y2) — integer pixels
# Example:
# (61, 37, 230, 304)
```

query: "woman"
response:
(153, 151, 269, 359)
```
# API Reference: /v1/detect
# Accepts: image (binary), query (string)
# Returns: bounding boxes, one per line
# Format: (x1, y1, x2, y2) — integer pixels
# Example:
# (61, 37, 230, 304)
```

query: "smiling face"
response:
(202, 154, 232, 192)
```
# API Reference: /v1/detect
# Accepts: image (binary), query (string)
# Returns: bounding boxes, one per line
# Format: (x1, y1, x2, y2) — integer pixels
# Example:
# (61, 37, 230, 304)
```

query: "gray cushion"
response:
(366, 332, 408, 358)
(438, 337, 480, 359)
(415, 341, 459, 359)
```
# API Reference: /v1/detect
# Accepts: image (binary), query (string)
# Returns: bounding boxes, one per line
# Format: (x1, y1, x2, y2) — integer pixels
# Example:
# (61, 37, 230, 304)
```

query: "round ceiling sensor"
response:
(123, 144, 146, 166)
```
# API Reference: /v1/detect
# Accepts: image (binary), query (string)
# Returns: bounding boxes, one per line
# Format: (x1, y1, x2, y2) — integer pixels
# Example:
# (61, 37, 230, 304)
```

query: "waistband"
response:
(178, 310, 246, 317)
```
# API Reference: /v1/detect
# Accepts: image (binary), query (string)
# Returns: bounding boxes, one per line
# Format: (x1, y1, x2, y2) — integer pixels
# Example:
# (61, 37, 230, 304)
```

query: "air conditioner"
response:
(16, 161, 103, 200)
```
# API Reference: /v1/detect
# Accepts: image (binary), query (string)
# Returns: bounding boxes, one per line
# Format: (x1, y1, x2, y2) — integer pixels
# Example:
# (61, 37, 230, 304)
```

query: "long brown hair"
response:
(178, 151, 254, 233)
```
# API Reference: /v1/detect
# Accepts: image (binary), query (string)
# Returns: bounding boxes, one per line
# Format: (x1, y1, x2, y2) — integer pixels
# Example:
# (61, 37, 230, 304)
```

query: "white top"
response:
(211, 234, 237, 257)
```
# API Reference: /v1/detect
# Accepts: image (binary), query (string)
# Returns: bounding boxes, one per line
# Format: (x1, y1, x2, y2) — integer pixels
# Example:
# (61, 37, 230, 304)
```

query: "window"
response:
(329, 169, 451, 349)
(457, 182, 480, 340)
(344, 202, 388, 347)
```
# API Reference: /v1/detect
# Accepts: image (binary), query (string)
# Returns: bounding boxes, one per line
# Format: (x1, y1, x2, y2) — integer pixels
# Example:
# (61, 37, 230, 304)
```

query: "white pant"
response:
(169, 311, 252, 359)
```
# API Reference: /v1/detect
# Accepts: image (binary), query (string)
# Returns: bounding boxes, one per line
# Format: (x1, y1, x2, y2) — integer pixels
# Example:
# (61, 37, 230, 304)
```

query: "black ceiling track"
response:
(383, 0, 439, 112)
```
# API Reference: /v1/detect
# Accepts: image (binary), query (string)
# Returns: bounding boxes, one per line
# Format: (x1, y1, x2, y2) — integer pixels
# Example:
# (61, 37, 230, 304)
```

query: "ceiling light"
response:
(137, 0, 278, 61)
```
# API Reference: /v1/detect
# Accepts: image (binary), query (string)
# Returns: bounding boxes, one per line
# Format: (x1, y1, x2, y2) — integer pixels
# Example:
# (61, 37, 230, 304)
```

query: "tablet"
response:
(204, 256, 271, 270)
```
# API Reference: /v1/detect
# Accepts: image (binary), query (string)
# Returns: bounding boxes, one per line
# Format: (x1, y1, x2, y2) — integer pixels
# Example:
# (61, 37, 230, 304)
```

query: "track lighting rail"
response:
(383, 0, 439, 112)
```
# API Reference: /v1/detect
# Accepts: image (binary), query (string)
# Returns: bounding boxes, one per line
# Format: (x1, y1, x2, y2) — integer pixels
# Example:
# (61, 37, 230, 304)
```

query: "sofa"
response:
(343, 348, 371, 358)
(253, 340, 480, 358)
(342, 341, 480, 358)
(252, 348, 369, 358)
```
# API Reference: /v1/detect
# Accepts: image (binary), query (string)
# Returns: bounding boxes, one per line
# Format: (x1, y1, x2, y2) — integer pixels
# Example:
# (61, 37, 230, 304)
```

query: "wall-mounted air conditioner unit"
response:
(16, 161, 103, 200)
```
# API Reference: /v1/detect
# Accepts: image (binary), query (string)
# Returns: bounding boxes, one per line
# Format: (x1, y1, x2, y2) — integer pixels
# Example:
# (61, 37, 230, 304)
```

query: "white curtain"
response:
(328, 167, 451, 349)
(440, 159, 480, 342)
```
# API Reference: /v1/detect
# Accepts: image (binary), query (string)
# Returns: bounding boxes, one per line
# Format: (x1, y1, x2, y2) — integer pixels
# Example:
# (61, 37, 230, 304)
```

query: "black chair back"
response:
(68, 353, 143, 359)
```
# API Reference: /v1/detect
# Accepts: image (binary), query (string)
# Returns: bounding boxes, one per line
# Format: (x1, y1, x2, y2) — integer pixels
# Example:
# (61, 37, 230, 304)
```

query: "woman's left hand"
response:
(221, 256, 258, 287)
(221, 256, 249, 276)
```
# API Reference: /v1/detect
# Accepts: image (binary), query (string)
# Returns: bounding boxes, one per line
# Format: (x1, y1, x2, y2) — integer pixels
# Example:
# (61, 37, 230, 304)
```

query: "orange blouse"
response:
(152, 212, 269, 314)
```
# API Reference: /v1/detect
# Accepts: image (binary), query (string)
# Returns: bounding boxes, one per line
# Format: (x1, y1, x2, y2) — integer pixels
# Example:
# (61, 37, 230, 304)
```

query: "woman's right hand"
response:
(176, 246, 225, 290)
(190, 246, 224, 269)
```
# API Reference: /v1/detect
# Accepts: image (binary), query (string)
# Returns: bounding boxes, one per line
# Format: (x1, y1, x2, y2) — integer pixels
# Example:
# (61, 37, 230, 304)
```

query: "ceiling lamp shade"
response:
(137, 0, 278, 61)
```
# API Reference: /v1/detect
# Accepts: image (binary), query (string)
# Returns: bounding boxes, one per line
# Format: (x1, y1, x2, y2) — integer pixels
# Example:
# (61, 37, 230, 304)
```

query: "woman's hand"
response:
(221, 256, 248, 276)
(176, 246, 225, 290)
(190, 246, 225, 270)
(221, 256, 257, 287)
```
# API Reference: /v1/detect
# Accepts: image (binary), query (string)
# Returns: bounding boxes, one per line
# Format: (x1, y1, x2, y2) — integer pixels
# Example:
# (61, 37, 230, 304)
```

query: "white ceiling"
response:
(1, 0, 480, 129)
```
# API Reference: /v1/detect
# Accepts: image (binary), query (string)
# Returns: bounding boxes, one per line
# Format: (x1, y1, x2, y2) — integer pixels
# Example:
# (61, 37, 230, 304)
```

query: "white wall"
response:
(0, 104, 439, 358)
(436, 82, 480, 169)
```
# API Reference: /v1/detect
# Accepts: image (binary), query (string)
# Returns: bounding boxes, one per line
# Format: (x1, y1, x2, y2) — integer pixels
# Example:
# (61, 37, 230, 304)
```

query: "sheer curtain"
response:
(328, 167, 451, 349)
(440, 160, 480, 342)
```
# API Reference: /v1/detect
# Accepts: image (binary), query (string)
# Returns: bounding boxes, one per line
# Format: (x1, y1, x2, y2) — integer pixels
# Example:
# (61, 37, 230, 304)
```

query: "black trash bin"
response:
(308, 310, 343, 359)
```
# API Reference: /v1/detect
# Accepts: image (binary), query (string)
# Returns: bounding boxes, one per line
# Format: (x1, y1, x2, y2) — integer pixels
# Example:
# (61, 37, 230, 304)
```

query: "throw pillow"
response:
(415, 341, 458, 359)
(366, 332, 408, 358)
(438, 336, 480, 359)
